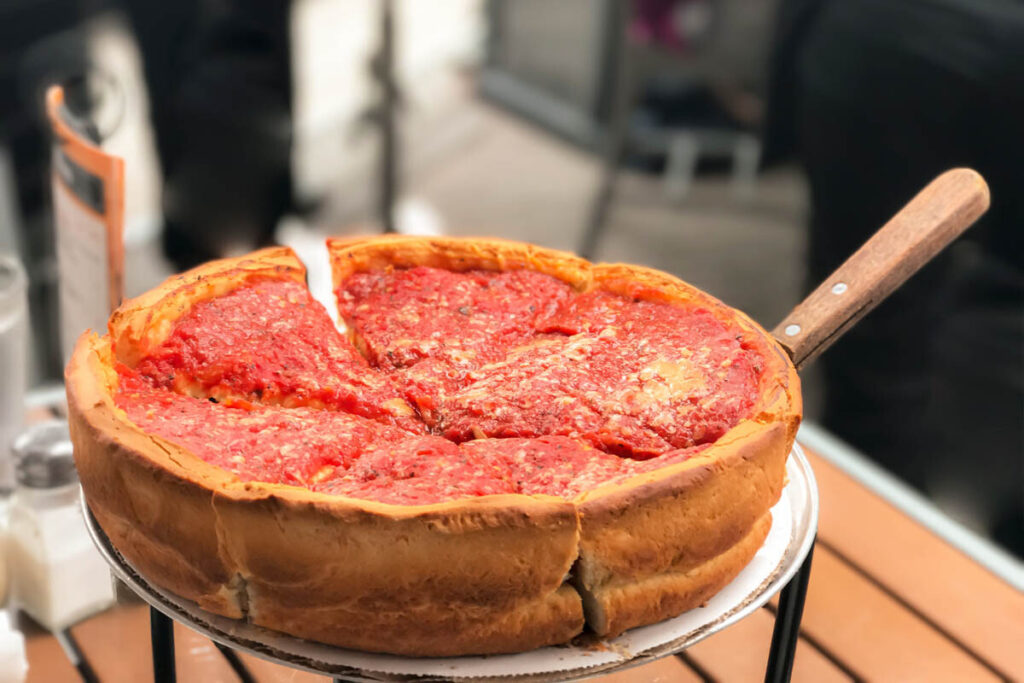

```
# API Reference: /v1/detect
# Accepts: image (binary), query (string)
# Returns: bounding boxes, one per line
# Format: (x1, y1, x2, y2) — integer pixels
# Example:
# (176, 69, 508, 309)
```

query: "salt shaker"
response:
(7, 421, 114, 630)
(0, 254, 28, 496)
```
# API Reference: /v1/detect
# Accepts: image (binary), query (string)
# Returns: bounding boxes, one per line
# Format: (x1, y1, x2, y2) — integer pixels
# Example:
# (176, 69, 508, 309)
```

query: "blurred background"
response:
(0, 0, 1020, 558)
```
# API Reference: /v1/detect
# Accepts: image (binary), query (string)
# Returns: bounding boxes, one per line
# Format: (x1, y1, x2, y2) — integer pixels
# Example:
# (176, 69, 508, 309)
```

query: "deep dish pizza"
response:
(66, 236, 801, 656)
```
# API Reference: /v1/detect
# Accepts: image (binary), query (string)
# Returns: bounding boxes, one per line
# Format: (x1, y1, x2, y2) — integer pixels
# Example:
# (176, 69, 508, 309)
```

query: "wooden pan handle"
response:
(773, 168, 990, 370)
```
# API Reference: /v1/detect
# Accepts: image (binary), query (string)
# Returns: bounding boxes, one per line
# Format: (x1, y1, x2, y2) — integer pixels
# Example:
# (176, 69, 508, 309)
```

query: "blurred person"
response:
(764, 0, 1024, 554)
(1, 0, 295, 378)
(120, 0, 294, 270)
(0, 1, 87, 234)
(0, 1, 92, 380)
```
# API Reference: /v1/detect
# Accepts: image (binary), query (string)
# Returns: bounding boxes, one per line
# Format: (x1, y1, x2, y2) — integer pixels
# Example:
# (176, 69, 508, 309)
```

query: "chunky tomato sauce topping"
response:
(338, 267, 573, 370)
(135, 279, 415, 427)
(436, 295, 761, 457)
(337, 267, 574, 419)
(118, 370, 690, 504)
(121, 266, 768, 504)
(116, 369, 416, 487)
(460, 436, 624, 498)
(317, 436, 515, 504)
(118, 369, 711, 505)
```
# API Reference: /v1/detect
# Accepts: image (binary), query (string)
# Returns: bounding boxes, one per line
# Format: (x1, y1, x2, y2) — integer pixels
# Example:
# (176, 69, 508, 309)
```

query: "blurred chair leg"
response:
(580, 0, 633, 260)
(664, 133, 700, 202)
(376, 0, 398, 234)
(732, 134, 762, 202)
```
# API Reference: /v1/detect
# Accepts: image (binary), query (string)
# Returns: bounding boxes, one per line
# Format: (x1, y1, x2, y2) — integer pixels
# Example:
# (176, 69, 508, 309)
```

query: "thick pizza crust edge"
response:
(211, 473, 582, 655)
(67, 332, 584, 656)
(573, 260, 799, 636)
(247, 583, 584, 657)
(67, 334, 243, 616)
(572, 421, 793, 636)
(578, 512, 774, 637)
(327, 234, 594, 291)
(68, 236, 802, 655)
(328, 235, 802, 638)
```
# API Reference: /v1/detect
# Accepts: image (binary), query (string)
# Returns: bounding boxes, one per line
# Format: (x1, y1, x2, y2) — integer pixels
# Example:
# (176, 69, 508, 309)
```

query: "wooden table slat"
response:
(25, 605, 330, 683)
(686, 607, 852, 682)
(24, 625, 80, 683)
(808, 451, 1024, 680)
(793, 545, 1002, 682)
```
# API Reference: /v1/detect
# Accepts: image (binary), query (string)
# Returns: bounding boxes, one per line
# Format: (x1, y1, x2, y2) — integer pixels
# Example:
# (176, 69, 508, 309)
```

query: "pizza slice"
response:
(110, 247, 417, 427)
(338, 265, 573, 371)
(116, 367, 418, 487)
(330, 236, 590, 420)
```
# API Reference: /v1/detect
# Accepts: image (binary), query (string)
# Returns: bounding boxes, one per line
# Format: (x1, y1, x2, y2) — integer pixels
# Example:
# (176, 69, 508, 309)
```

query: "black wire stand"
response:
(765, 540, 815, 683)
(84, 445, 817, 683)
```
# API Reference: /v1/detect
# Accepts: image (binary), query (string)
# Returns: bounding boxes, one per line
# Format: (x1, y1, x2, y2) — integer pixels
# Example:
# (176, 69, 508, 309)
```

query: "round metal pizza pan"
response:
(83, 443, 818, 682)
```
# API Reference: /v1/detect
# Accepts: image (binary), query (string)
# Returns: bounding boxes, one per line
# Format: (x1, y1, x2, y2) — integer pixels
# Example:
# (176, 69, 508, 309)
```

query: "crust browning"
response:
(574, 421, 791, 593)
(576, 512, 773, 637)
(67, 334, 242, 615)
(249, 583, 584, 657)
(327, 235, 593, 292)
(213, 485, 580, 655)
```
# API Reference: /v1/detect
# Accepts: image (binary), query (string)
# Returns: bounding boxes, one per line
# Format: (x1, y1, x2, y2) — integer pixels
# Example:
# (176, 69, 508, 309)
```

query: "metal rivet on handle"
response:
(784, 324, 801, 337)
(831, 282, 848, 295)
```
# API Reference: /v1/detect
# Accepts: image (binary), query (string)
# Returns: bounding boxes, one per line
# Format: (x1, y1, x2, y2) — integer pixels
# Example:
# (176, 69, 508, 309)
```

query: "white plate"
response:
(84, 444, 818, 682)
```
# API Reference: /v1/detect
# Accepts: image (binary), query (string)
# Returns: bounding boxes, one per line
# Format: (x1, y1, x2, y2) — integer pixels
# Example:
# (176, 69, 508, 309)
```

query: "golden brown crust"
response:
(67, 236, 802, 655)
(327, 235, 594, 292)
(67, 334, 243, 616)
(250, 583, 584, 657)
(327, 236, 802, 640)
(574, 421, 791, 588)
(577, 512, 773, 637)
(67, 329, 582, 656)
(574, 262, 799, 635)
(213, 485, 581, 655)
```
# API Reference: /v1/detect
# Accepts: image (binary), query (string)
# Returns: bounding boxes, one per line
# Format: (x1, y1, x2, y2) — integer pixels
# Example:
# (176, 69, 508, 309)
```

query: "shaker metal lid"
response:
(12, 420, 77, 488)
